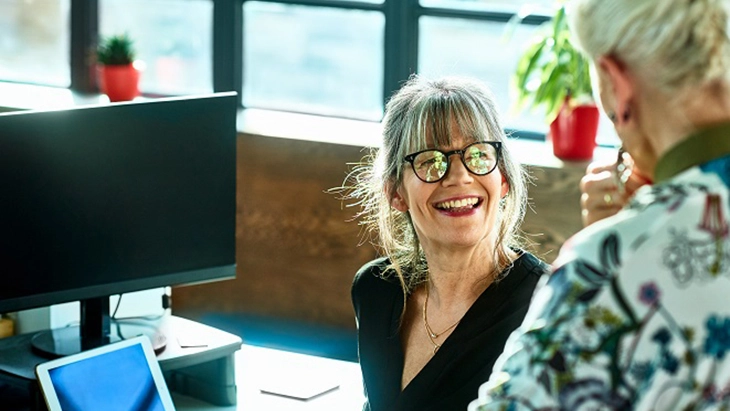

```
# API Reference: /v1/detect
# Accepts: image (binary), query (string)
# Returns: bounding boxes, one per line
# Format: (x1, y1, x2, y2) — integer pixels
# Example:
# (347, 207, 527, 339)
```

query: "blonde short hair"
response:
(347, 75, 528, 293)
(568, 0, 730, 93)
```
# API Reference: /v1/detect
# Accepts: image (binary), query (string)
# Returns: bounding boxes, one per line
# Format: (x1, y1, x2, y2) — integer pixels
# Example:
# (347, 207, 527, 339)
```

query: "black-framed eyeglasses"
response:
(403, 141, 502, 183)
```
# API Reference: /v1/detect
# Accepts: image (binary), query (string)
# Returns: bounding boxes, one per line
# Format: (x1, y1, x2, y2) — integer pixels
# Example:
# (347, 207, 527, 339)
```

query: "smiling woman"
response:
(342, 75, 550, 411)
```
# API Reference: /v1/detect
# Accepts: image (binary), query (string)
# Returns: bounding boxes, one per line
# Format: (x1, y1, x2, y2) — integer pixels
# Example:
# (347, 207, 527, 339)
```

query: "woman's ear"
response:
(501, 175, 509, 198)
(597, 55, 635, 125)
(390, 188, 409, 212)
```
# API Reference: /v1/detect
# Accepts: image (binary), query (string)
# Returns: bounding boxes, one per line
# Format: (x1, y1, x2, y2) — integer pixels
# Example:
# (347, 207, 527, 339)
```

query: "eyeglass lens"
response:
(411, 142, 499, 183)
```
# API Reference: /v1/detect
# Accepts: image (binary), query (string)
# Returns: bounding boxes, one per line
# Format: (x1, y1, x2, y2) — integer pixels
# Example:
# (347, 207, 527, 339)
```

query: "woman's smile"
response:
(433, 196, 483, 216)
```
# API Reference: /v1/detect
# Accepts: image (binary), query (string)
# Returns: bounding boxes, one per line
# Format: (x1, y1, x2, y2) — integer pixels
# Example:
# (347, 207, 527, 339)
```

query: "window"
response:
(243, 2, 384, 120)
(0, 0, 70, 87)
(0, 0, 620, 145)
(100, 0, 213, 95)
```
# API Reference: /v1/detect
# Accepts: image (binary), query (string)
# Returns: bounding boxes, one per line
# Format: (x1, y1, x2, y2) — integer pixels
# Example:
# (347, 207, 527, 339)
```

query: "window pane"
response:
(100, 0, 213, 95)
(420, 17, 547, 133)
(0, 0, 70, 87)
(243, 2, 384, 121)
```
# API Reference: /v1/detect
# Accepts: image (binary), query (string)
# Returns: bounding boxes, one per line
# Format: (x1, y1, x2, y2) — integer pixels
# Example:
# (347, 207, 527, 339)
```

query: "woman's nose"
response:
(442, 154, 473, 185)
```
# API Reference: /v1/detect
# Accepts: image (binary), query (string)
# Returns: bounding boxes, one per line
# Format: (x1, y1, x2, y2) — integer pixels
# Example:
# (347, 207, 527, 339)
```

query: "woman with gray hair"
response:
(471, 0, 730, 409)
(348, 75, 548, 411)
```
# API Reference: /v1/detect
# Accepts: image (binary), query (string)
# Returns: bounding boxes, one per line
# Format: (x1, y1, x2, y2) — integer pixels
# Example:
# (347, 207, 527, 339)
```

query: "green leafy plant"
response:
(97, 33, 136, 66)
(512, 4, 593, 123)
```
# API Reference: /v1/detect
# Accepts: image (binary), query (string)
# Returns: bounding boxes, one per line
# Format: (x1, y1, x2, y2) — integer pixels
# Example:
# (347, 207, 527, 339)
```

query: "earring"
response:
(607, 110, 629, 123)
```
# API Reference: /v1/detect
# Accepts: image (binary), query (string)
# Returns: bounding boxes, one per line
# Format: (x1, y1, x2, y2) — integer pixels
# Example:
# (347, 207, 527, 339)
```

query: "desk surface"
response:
(174, 344, 365, 411)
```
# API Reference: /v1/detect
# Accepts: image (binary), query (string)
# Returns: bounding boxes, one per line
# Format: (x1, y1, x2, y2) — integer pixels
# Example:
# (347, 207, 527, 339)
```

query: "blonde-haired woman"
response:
(471, 0, 730, 409)
(349, 75, 548, 411)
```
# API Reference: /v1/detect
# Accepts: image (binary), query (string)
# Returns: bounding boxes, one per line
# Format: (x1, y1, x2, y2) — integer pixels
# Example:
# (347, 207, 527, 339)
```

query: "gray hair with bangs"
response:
(347, 75, 529, 294)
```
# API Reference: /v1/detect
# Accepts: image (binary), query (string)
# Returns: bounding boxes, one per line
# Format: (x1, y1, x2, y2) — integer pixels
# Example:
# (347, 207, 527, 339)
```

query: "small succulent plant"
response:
(97, 33, 136, 66)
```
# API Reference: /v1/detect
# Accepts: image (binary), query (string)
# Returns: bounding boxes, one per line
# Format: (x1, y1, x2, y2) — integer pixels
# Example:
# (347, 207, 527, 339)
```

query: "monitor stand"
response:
(28, 297, 167, 358)
(30, 320, 167, 358)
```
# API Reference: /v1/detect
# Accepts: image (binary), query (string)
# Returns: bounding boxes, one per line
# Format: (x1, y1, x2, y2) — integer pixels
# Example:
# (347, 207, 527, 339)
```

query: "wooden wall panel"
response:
(521, 165, 585, 264)
(172, 133, 587, 330)
(173, 134, 377, 329)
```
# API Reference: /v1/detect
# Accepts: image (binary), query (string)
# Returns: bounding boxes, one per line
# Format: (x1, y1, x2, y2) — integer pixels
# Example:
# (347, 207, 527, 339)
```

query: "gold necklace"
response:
(422, 282, 461, 354)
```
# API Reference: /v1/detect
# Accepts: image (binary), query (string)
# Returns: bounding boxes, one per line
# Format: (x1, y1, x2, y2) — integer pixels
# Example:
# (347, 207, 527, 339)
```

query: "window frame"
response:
(29, 0, 552, 138)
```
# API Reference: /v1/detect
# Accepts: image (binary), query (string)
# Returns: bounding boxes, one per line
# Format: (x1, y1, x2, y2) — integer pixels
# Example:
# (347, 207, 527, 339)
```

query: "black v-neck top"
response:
(351, 252, 548, 411)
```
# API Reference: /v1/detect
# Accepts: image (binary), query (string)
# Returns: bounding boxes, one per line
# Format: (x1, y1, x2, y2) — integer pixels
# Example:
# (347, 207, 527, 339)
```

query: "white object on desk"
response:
(258, 371, 340, 401)
(174, 344, 365, 411)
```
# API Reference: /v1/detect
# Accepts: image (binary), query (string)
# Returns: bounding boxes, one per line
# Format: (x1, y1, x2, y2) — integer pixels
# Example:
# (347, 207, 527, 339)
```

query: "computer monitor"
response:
(0, 93, 237, 357)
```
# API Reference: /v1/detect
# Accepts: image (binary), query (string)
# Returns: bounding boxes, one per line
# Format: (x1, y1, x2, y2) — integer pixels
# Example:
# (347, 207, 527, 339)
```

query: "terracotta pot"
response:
(97, 63, 141, 102)
(549, 100, 600, 161)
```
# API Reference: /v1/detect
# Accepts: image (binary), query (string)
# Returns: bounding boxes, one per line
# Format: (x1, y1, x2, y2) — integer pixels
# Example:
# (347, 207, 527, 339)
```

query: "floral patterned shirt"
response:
(469, 123, 730, 410)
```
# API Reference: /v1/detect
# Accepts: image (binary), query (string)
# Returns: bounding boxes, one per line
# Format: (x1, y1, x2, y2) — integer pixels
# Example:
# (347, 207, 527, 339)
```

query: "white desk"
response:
(173, 345, 365, 411)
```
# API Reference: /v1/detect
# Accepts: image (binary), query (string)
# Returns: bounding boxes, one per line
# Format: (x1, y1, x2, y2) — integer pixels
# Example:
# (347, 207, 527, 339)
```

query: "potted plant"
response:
(512, 3, 599, 161)
(96, 33, 141, 102)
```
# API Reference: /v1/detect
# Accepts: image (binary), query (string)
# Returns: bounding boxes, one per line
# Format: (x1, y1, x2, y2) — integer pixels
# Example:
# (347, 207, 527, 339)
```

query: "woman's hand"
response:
(579, 156, 651, 227)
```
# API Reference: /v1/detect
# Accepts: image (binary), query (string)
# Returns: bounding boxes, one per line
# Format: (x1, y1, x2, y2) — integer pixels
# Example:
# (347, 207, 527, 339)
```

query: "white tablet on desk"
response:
(258, 375, 340, 401)
(35, 335, 176, 411)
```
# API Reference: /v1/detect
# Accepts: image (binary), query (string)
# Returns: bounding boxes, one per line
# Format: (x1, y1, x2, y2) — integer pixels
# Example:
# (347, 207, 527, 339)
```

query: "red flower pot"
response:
(97, 63, 141, 102)
(549, 100, 600, 161)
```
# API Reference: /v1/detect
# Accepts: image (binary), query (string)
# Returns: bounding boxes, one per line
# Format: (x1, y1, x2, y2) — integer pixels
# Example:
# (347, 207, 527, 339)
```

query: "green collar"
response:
(654, 121, 730, 183)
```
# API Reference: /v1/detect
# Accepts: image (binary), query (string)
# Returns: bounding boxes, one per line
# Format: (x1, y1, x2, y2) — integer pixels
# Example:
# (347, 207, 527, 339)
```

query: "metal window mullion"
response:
(419, 7, 549, 26)
(383, 0, 418, 109)
(214, 0, 243, 97)
(70, 0, 98, 93)
(251, 0, 381, 10)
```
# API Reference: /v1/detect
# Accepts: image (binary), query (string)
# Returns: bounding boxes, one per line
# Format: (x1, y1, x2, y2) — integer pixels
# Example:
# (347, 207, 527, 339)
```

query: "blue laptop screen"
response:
(48, 344, 166, 411)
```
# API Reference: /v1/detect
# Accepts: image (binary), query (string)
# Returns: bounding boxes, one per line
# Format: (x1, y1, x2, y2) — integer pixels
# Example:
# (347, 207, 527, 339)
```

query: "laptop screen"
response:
(36, 336, 175, 411)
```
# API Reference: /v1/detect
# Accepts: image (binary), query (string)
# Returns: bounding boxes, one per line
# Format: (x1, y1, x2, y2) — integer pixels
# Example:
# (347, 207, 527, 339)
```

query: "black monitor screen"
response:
(0, 93, 237, 317)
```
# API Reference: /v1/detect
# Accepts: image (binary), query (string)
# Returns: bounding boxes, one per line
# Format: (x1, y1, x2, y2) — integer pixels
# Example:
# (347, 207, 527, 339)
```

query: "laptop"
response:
(35, 335, 176, 411)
